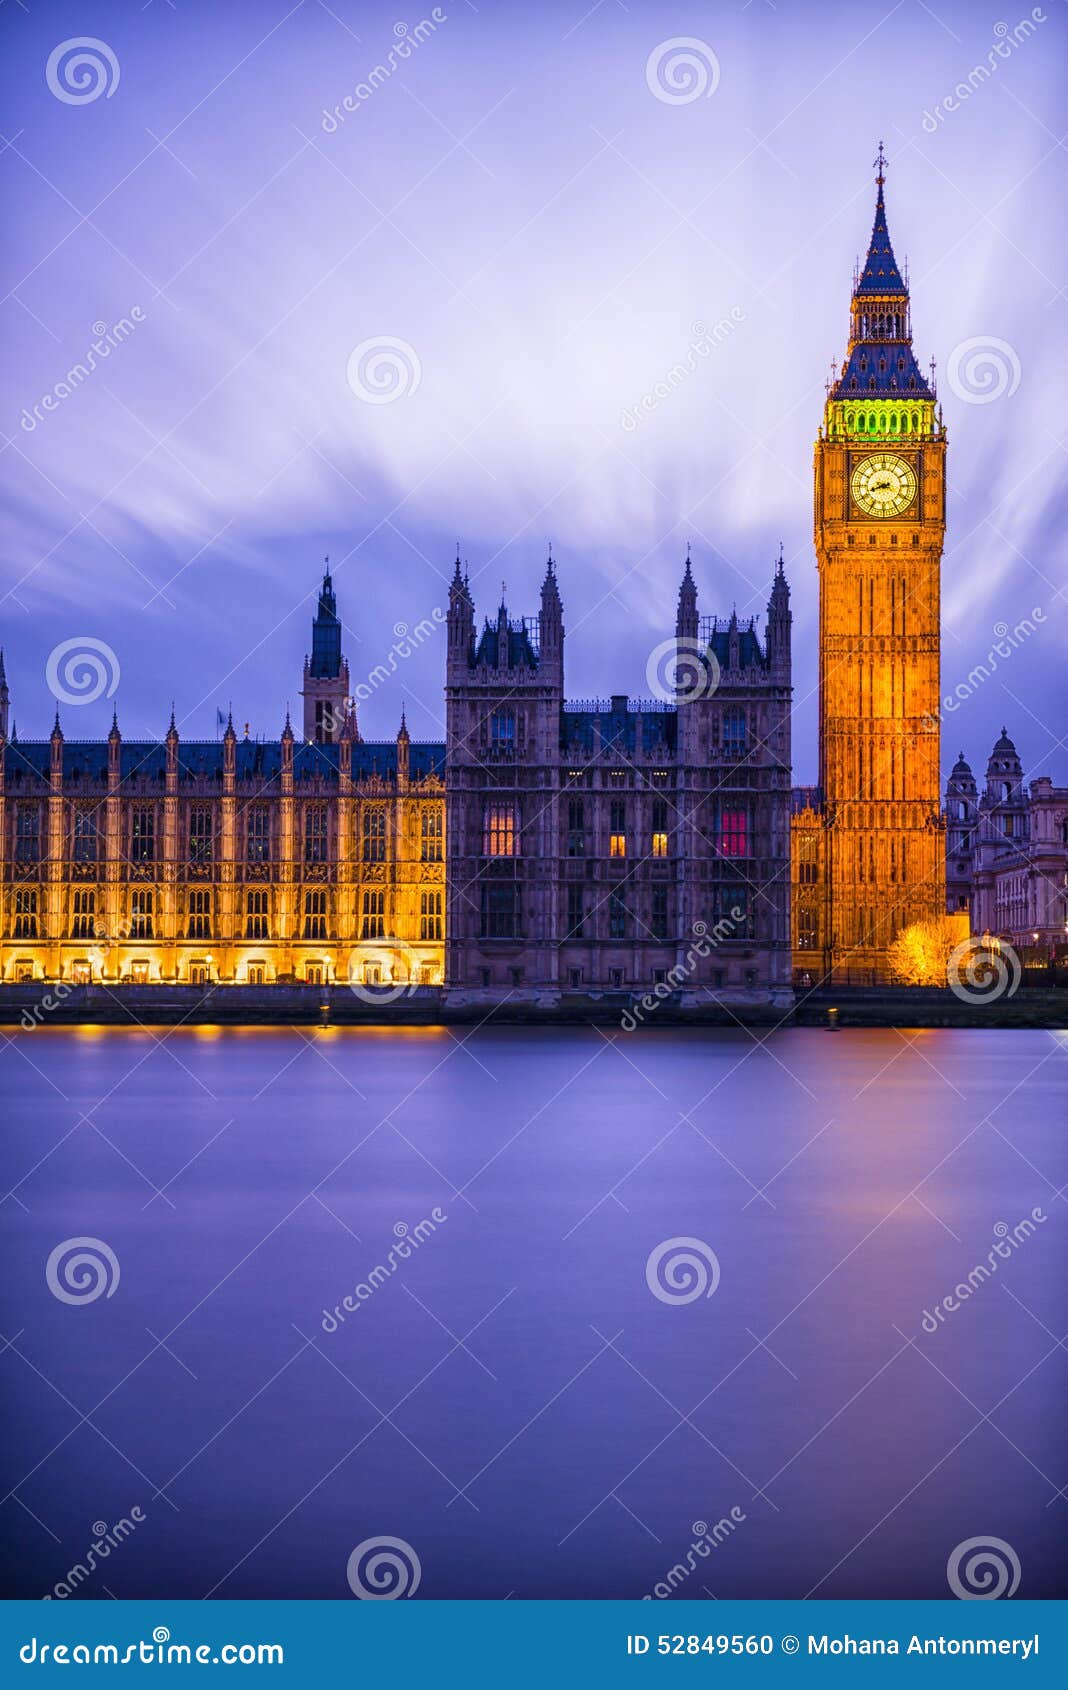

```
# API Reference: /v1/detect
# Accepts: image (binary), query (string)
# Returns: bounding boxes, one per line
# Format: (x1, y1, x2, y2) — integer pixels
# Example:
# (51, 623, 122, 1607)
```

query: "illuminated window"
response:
(419, 890, 443, 941)
(187, 889, 212, 939)
(73, 808, 98, 863)
(13, 887, 38, 938)
(361, 890, 385, 939)
(71, 889, 96, 939)
(609, 799, 626, 858)
(245, 890, 269, 939)
(303, 889, 328, 939)
(130, 890, 154, 939)
(363, 807, 386, 862)
(797, 832, 818, 884)
(651, 797, 668, 857)
(719, 808, 749, 858)
(245, 806, 270, 862)
(305, 805, 328, 864)
(188, 805, 213, 864)
(131, 806, 155, 864)
(420, 808, 442, 862)
(483, 803, 517, 857)
(798, 909, 818, 949)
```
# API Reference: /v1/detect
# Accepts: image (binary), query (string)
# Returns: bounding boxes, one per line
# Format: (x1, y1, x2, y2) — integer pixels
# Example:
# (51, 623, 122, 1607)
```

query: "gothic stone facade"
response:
(0, 591, 446, 993)
(444, 553, 793, 1004)
(0, 553, 793, 1005)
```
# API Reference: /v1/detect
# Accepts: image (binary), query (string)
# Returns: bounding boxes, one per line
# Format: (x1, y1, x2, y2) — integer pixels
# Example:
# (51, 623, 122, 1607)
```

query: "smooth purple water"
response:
(2, 1025, 1065, 1599)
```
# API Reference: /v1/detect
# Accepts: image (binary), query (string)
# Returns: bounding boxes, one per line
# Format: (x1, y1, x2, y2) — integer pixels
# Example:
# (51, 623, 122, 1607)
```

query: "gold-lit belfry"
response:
(792, 145, 946, 982)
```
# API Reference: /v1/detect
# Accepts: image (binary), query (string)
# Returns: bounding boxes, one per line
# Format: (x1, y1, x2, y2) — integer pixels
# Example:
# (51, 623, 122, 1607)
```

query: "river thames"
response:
(1, 1026, 1065, 1600)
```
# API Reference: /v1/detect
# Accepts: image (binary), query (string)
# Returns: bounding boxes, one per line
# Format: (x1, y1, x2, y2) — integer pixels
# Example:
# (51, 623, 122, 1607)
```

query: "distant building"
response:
(945, 730, 1068, 948)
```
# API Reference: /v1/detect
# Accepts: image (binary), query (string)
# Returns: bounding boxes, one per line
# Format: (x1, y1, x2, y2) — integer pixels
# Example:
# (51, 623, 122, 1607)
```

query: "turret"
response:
(0, 648, 9, 740)
(676, 547, 698, 643)
(538, 550, 563, 677)
(447, 548, 475, 673)
(107, 709, 121, 784)
(301, 561, 350, 743)
(396, 707, 410, 789)
(766, 546, 791, 677)
(50, 709, 64, 779)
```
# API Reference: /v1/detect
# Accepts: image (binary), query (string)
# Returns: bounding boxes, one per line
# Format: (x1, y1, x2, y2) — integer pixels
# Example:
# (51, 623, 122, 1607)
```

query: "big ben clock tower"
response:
(811, 147, 946, 981)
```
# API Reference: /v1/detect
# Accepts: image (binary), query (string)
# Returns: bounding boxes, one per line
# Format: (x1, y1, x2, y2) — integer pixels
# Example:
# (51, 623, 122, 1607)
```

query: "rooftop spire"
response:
(856, 145, 906, 296)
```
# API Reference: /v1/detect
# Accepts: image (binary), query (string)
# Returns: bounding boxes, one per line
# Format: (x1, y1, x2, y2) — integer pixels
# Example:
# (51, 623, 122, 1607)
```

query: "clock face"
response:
(850, 452, 917, 517)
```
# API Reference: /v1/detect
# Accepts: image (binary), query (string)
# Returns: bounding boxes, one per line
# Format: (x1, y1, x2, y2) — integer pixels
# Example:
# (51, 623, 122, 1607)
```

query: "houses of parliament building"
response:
(0, 160, 978, 1002)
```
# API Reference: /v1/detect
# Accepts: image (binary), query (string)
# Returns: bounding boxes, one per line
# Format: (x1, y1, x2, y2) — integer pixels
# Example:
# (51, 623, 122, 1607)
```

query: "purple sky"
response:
(2, 0, 1065, 787)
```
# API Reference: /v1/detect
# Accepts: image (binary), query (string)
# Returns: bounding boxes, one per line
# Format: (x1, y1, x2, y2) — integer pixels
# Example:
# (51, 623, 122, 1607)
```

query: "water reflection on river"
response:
(2, 1026, 1065, 1598)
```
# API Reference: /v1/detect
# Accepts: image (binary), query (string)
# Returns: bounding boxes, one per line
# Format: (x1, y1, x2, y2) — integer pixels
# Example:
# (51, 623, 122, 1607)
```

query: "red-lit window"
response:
(719, 809, 748, 857)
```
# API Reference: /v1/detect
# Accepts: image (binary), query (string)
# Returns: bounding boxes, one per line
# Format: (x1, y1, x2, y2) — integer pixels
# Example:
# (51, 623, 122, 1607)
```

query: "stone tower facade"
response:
(444, 550, 793, 1005)
(301, 566, 351, 744)
(793, 151, 946, 983)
